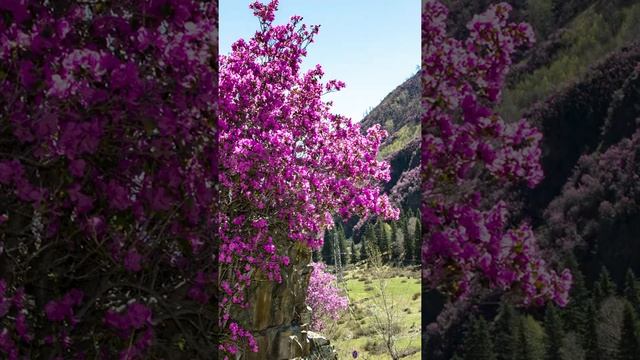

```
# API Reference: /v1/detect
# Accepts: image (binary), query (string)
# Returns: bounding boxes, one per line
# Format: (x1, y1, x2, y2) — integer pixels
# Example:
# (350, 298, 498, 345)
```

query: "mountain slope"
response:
(425, 0, 640, 358)
(360, 72, 420, 208)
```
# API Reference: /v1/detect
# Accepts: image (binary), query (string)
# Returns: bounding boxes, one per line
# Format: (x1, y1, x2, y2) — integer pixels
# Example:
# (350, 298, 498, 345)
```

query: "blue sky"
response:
(220, 1, 421, 122)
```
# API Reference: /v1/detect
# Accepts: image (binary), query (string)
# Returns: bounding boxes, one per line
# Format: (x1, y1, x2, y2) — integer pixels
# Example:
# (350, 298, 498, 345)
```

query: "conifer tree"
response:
(544, 305, 564, 360)
(414, 214, 422, 263)
(376, 220, 391, 261)
(618, 302, 640, 360)
(407, 207, 415, 221)
(374, 219, 385, 249)
(398, 208, 406, 232)
(401, 210, 410, 243)
(360, 237, 368, 262)
(322, 230, 334, 265)
(494, 303, 518, 360)
(565, 255, 590, 331)
(584, 300, 602, 360)
(404, 223, 415, 264)
(624, 268, 640, 312)
(593, 282, 604, 306)
(332, 230, 343, 281)
(391, 222, 402, 264)
(598, 266, 616, 300)
(463, 316, 496, 360)
(339, 226, 349, 266)
(350, 240, 358, 265)
(516, 318, 534, 360)
(361, 225, 375, 262)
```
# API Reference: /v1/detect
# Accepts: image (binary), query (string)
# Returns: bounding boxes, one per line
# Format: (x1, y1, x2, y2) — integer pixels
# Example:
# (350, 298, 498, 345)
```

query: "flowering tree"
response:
(0, 1, 217, 359)
(421, 0, 571, 306)
(544, 128, 640, 277)
(306, 262, 348, 332)
(218, 0, 398, 356)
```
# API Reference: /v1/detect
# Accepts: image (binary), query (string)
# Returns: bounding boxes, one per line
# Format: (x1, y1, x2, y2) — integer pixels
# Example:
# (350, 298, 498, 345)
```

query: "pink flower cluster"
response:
(421, 1, 571, 306)
(306, 262, 349, 331)
(44, 289, 83, 323)
(104, 303, 152, 337)
(218, 0, 397, 356)
(104, 303, 154, 360)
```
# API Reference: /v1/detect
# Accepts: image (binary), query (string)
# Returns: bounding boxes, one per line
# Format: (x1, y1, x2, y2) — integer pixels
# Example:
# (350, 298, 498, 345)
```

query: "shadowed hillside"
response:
(425, 0, 640, 358)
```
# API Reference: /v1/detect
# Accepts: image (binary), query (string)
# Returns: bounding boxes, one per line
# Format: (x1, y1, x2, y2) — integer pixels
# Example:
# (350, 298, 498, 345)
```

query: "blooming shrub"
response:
(0, 1, 217, 358)
(543, 129, 640, 278)
(421, 1, 571, 306)
(522, 43, 640, 217)
(306, 262, 349, 331)
(218, 0, 398, 356)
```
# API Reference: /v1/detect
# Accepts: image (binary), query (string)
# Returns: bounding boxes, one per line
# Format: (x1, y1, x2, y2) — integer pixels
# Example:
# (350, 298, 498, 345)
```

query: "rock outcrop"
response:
(233, 241, 338, 359)
(304, 331, 339, 360)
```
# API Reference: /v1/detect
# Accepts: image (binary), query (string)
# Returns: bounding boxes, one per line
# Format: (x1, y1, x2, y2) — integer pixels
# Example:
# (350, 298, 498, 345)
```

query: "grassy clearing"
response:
(378, 123, 420, 159)
(324, 266, 421, 359)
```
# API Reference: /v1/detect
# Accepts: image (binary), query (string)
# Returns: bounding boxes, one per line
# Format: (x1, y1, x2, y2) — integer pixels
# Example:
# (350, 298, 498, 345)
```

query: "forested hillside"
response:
(361, 72, 420, 207)
(316, 73, 421, 268)
(426, 0, 640, 358)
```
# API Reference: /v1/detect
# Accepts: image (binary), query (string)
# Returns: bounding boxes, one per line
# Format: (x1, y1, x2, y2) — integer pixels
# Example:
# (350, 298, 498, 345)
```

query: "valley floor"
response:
(325, 266, 421, 360)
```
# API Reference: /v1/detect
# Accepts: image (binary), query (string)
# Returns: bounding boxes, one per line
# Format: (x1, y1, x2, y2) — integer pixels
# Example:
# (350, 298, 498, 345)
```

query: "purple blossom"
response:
(44, 289, 83, 323)
(305, 262, 348, 331)
(123, 249, 143, 272)
(104, 302, 152, 336)
(68, 159, 86, 178)
(218, 0, 396, 354)
(421, 1, 569, 305)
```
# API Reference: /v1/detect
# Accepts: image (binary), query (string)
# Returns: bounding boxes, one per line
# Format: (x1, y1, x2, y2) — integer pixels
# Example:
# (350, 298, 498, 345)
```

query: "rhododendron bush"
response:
(306, 262, 348, 332)
(421, 0, 572, 306)
(218, 0, 398, 356)
(0, 1, 217, 358)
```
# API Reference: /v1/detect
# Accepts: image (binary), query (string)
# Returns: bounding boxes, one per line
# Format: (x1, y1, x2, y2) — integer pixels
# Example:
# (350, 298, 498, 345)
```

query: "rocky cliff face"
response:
(232, 242, 338, 359)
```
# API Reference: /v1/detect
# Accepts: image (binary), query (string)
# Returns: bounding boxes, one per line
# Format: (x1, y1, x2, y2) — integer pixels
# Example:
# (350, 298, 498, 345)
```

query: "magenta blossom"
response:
(219, 0, 397, 356)
(305, 262, 349, 331)
(421, 0, 571, 306)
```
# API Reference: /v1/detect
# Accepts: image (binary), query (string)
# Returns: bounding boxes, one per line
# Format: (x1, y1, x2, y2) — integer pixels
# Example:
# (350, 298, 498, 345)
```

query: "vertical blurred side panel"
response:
(0, 1, 219, 359)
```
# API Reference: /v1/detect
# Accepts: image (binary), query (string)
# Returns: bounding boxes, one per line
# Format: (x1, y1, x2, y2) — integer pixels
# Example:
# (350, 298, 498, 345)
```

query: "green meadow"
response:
(324, 266, 421, 360)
